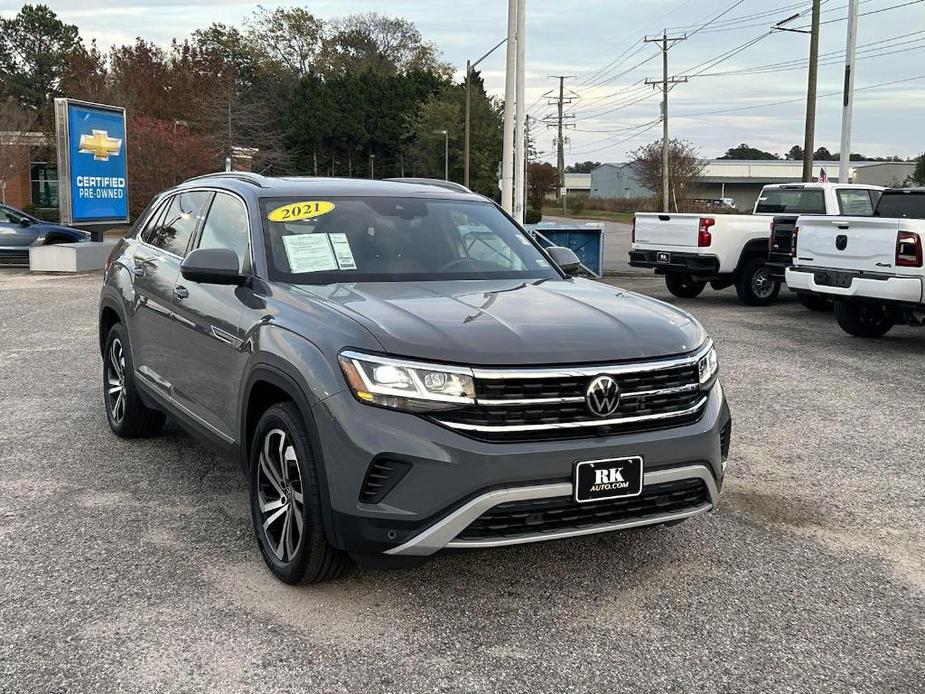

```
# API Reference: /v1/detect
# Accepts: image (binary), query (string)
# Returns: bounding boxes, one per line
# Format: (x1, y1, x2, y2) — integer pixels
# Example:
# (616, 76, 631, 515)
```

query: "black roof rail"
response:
(384, 177, 472, 194)
(186, 171, 269, 187)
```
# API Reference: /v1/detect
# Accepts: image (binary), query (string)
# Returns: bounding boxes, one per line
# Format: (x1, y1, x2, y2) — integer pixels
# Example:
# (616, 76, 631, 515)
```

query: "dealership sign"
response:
(54, 99, 129, 225)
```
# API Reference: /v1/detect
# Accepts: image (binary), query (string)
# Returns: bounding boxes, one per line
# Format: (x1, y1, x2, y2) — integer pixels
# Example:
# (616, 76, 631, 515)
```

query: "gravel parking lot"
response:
(1, 268, 922, 693)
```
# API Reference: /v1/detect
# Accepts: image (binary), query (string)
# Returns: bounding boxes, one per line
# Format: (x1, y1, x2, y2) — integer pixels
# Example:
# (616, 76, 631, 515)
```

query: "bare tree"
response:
(630, 139, 704, 210)
(0, 98, 39, 204)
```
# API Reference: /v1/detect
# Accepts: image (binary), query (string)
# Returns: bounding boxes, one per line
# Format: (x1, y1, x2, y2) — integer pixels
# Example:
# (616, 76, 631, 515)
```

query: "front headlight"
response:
(338, 350, 475, 412)
(698, 345, 719, 389)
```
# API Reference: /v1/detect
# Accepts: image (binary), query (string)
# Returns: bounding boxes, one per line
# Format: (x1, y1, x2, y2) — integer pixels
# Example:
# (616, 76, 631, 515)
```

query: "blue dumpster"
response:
(525, 222, 605, 278)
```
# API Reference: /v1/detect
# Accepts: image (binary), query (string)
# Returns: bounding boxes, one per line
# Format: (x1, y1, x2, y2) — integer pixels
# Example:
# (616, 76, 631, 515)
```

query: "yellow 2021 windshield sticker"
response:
(267, 200, 335, 222)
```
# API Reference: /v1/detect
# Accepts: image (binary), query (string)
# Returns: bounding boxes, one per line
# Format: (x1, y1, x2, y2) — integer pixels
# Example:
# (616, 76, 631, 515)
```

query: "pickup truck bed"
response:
(785, 188, 925, 337)
(630, 183, 884, 307)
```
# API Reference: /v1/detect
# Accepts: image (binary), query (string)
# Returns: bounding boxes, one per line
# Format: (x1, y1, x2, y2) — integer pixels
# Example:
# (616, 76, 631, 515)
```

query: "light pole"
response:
(465, 38, 507, 189)
(839, 0, 860, 182)
(369, 153, 375, 179)
(434, 129, 448, 180)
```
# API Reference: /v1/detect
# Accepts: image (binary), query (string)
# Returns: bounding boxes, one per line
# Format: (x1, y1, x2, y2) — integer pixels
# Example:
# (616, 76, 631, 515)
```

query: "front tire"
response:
(735, 257, 780, 306)
(250, 402, 351, 584)
(665, 272, 706, 298)
(103, 322, 165, 438)
(833, 301, 895, 338)
(797, 293, 833, 311)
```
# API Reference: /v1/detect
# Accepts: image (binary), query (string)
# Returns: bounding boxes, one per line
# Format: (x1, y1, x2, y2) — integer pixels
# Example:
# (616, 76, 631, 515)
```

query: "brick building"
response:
(0, 131, 56, 210)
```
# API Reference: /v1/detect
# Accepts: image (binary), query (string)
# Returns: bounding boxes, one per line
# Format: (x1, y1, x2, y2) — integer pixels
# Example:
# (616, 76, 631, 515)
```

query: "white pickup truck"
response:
(629, 183, 883, 306)
(786, 188, 924, 338)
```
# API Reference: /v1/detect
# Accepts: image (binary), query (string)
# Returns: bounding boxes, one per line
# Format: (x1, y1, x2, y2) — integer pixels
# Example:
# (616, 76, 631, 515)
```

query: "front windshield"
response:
(260, 196, 561, 283)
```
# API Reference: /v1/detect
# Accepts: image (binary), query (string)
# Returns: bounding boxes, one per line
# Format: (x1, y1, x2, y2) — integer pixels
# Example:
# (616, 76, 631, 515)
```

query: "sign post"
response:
(54, 99, 128, 241)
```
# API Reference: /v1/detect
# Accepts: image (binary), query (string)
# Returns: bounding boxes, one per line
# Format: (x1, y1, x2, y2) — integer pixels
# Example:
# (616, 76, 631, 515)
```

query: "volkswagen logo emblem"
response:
(586, 375, 620, 418)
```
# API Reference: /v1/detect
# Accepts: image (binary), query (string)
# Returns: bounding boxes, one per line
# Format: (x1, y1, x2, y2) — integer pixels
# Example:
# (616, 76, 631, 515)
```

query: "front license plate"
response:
(656, 251, 670, 263)
(574, 457, 644, 503)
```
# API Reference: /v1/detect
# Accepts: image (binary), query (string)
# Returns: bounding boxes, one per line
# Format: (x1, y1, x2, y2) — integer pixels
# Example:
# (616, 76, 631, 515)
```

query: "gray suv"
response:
(98, 173, 731, 584)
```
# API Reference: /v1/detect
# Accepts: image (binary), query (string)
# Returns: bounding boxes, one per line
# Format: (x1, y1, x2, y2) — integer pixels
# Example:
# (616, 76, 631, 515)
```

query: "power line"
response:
(568, 120, 662, 156)
(673, 73, 925, 119)
(695, 37, 925, 77)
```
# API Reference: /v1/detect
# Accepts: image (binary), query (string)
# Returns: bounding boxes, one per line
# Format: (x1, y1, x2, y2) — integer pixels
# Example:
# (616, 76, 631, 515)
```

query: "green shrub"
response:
(524, 208, 542, 224)
(569, 194, 589, 215)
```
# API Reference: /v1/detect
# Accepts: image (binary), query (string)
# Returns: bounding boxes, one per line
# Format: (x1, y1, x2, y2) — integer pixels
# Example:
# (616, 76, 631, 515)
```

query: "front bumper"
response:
(311, 382, 731, 557)
(786, 267, 924, 305)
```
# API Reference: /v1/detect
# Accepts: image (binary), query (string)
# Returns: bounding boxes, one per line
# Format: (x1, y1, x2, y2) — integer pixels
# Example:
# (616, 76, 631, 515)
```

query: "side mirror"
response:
(19, 218, 31, 227)
(547, 246, 581, 275)
(180, 247, 244, 285)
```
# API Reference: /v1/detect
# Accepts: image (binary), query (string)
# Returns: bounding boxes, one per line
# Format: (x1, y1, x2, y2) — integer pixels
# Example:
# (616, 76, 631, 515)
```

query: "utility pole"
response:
(546, 75, 575, 203)
(645, 31, 687, 213)
(839, 0, 859, 183)
(501, 0, 518, 214)
(772, 8, 819, 181)
(804, 3, 821, 181)
(513, 0, 527, 224)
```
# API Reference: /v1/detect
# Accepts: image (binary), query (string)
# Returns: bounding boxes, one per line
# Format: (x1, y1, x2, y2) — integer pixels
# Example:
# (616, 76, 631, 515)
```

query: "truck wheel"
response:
(797, 293, 833, 312)
(833, 301, 895, 338)
(250, 401, 351, 584)
(665, 273, 706, 298)
(735, 257, 780, 306)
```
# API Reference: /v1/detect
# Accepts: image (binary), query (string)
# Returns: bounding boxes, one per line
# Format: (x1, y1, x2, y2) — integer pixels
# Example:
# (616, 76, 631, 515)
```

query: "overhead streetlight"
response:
(465, 37, 507, 189)
(433, 129, 449, 181)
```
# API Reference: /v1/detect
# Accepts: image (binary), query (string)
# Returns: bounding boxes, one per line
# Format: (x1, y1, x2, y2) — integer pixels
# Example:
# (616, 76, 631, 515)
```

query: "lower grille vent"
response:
(359, 459, 412, 504)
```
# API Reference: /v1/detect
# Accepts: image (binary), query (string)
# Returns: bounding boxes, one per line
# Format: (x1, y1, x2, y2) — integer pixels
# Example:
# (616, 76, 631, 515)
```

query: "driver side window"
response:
(449, 210, 526, 271)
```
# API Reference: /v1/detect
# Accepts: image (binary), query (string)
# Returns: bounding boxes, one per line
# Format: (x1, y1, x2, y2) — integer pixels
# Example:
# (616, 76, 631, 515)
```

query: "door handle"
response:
(174, 286, 189, 300)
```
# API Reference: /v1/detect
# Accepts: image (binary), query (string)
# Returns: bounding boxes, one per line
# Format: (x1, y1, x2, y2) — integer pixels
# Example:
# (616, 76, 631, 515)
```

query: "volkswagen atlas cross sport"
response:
(98, 173, 731, 584)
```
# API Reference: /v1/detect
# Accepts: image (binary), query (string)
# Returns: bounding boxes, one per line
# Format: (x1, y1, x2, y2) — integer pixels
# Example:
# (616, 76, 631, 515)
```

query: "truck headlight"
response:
(698, 345, 719, 389)
(338, 350, 475, 412)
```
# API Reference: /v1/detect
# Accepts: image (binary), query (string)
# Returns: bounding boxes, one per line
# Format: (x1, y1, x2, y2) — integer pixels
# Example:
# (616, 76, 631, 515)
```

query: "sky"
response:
(4, 0, 924, 164)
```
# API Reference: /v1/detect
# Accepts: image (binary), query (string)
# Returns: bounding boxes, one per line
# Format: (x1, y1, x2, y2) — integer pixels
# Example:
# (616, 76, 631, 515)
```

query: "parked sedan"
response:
(0, 204, 90, 266)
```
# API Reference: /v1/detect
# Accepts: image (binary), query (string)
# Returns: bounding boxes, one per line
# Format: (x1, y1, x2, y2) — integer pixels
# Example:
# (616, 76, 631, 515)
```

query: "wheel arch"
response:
(736, 238, 772, 273)
(98, 297, 126, 356)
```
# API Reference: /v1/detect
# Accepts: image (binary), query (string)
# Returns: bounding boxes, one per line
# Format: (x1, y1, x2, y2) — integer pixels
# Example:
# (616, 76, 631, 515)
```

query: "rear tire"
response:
(103, 322, 165, 438)
(833, 301, 895, 338)
(735, 257, 780, 306)
(665, 273, 706, 298)
(797, 293, 833, 311)
(250, 402, 351, 584)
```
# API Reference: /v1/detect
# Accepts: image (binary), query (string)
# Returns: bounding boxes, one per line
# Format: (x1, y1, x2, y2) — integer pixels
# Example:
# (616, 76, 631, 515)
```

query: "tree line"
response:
(0, 5, 503, 215)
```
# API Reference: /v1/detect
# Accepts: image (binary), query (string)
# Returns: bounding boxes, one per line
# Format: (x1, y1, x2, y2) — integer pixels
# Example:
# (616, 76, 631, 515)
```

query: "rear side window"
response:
(755, 189, 826, 215)
(874, 192, 925, 219)
(144, 192, 211, 257)
(837, 189, 875, 216)
(139, 199, 168, 242)
(197, 192, 251, 272)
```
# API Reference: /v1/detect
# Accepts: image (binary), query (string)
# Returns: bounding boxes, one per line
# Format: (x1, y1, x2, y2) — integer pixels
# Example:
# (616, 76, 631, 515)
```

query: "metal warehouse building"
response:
(590, 159, 916, 211)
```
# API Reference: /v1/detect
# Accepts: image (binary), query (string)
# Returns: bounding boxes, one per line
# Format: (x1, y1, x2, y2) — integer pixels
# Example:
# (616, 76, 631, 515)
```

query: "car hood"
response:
(294, 278, 705, 365)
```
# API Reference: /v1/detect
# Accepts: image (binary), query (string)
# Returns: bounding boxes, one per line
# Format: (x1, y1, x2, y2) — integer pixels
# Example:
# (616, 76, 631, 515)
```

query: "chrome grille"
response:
(432, 343, 712, 442)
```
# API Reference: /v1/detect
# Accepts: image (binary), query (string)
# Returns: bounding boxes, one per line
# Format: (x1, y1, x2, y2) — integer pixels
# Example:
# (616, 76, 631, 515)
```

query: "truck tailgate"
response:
(796, 217, 902, 272)
(633, 213, 700, 248)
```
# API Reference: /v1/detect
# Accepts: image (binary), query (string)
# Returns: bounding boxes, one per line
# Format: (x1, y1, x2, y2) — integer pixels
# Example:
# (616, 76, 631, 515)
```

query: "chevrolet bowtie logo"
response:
(78, 129, 122, 161)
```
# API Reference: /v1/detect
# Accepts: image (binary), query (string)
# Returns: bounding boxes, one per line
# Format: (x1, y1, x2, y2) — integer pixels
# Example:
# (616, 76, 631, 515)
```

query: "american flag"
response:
(818, 168, 828, 183)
